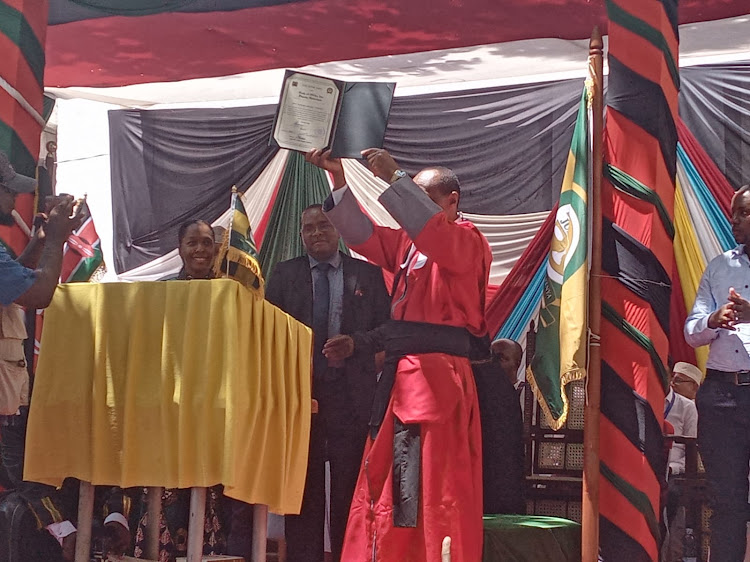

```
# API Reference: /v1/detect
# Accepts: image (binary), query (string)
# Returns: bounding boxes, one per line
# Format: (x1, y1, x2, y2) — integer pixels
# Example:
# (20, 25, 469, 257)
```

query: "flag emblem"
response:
(527, 88, 589, 430)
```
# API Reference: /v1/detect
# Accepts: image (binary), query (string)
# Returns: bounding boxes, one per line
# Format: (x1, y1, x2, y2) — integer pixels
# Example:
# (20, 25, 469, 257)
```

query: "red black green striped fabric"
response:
(0, 0, 47, 254)
(0, 0, 45, 176)
(600, 0, 679, 559)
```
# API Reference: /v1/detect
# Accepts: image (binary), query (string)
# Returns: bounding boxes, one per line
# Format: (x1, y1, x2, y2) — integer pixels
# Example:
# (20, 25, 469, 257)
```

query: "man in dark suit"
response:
(265, 204, 391, 562)
(474, 338, 526, 515)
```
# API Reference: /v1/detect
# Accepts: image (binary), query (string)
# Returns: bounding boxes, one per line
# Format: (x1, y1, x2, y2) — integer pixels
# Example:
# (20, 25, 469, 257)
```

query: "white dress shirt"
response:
(664, 388, 698, 475)
(685, 245, 750, 371)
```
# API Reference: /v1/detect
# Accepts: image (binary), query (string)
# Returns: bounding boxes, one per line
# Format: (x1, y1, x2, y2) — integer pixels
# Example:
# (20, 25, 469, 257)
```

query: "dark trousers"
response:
(0, 416, 26, 489)
(0, 412, 65, 526)
(696, 378, 750, 562)
(285, 383, 368, 562)
(223, 496, 254, 560)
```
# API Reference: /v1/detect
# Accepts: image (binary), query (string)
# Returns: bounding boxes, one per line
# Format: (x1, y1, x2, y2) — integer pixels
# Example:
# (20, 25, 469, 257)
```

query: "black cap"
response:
(0, 151, 36, 194)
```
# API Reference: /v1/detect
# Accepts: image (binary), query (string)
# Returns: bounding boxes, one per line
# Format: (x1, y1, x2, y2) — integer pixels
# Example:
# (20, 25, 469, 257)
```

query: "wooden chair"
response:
(665, 436, 710, 561)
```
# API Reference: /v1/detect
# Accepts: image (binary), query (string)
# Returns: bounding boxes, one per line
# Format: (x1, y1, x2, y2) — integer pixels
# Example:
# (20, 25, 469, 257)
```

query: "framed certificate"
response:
(273, 72, 340, 153)
(271, 70, 396, 158)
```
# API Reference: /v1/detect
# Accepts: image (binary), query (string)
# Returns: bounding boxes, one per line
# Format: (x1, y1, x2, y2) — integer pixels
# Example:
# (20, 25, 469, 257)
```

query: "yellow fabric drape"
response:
(24, 279, 311, 515)
(673, 180, 709, 371)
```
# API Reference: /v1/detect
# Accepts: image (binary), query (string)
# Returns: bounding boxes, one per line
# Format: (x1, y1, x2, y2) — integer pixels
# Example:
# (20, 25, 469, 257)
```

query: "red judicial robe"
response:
(326, 180, 491, 562)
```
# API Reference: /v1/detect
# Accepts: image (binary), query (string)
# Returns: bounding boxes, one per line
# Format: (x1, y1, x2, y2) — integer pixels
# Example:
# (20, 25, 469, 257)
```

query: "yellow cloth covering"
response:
(24, 279, 311, 515)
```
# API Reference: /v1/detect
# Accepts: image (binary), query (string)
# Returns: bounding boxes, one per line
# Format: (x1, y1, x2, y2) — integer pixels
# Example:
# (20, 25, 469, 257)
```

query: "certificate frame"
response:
(270, 70, 396, 159)
(271, 71, 344, 154)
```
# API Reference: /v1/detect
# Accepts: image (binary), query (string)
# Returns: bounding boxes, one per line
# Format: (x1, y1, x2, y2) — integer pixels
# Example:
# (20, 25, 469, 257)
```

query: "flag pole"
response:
(227, 185, 238, 278)
(582, 26, 604, 562)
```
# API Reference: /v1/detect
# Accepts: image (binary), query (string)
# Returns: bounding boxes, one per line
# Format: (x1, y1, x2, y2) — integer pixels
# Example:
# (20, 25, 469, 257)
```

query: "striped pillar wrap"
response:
(598, 1, 679, 560)
(0, 0, 47, 255)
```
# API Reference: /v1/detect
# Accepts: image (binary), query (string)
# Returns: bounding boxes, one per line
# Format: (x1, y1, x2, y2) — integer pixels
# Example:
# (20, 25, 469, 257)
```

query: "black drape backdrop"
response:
(109, 105, 277, 273)
(109, 61, 750, 273)
(385, 79, 584, 214)
(109, 78, 583, 272)
(680, 60, 750, 190)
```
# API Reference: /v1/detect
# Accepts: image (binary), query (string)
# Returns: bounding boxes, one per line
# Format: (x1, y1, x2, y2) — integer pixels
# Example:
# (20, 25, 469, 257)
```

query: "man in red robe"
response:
(307, 147, 491, 562)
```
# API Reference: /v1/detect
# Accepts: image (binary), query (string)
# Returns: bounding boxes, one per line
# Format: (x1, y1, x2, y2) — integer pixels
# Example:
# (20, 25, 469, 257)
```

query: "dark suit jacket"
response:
(473, 360, 526, 514)
(265, 252, 391, 424)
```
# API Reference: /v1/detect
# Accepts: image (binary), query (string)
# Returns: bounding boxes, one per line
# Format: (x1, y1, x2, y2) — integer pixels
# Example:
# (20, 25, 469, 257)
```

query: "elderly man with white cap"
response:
(665, 362, 700, 476)
(662, 361, 701, 553)
(671, 361, 703, 401)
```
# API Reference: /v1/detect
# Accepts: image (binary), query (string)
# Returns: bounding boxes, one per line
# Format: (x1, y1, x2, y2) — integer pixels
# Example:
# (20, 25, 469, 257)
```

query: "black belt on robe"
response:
(368, 320, 480, 527)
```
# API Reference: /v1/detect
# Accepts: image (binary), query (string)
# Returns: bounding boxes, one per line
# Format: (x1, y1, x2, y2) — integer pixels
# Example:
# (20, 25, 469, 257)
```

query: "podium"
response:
(24, 280, 312, 561)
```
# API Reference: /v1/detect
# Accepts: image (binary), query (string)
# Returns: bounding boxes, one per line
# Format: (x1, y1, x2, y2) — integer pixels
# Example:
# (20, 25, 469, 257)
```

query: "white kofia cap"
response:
(673, 362, 703, 385)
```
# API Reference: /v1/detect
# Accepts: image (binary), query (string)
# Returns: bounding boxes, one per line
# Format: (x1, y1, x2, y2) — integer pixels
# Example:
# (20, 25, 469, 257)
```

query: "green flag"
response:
(528, 88, 590, 430)
(215, 188, 265, 297)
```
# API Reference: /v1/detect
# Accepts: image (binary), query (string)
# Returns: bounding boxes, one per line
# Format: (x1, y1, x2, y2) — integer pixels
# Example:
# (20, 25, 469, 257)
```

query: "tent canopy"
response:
(45, 0, 750, 88)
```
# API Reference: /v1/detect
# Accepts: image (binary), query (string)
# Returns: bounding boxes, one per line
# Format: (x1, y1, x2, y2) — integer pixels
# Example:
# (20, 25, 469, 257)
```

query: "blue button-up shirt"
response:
(308, 251, 343, 338)
(685, 245, 750, 371)
(0, 245, 35, 306)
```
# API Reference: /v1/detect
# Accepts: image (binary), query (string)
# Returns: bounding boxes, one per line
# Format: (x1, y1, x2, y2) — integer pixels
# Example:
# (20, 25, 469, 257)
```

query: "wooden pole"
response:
(252, 504, 269, 562)
(187, 487, 207, 562)
(581, 26, 604, 562)
(74, 481, 95, 562)
(145, 486, 163, 560)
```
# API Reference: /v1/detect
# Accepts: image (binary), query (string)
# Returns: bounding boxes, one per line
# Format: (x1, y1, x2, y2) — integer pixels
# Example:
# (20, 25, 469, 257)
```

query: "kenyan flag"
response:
(35, 202, 104, 371)
(60, 201, 105, 283)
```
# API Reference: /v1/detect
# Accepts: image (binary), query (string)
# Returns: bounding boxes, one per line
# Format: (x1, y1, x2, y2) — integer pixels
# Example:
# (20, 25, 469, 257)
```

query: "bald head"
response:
(491, 339, 523, 384)
(413, 167, 460, 221)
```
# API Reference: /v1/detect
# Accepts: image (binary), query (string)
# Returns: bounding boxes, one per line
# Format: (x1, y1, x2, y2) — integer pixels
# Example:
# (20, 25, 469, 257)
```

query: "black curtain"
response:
(108, 61, 750, 273)
(109, 105, 277, 273)
(680, 60, 750, 189)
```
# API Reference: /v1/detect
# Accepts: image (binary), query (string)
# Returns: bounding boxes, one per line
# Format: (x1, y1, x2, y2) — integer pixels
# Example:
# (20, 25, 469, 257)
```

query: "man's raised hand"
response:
(305, 149, 346, 189)
(360, 148, 400, 183)
(709, 302, 738, 330)
(45, 195, 83, 244)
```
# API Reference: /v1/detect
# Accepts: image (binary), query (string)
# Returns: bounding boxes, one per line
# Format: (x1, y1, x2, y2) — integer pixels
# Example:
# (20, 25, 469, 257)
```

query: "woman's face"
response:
(179, 222, 216, 278)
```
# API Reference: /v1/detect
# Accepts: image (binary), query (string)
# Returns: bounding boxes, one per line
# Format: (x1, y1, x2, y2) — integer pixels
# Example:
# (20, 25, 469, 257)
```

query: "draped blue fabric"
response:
(495, 258, 548, 342)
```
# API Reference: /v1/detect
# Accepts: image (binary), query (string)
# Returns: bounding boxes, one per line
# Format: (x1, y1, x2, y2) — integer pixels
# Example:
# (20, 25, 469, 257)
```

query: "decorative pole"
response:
(581, 26, 604, 562)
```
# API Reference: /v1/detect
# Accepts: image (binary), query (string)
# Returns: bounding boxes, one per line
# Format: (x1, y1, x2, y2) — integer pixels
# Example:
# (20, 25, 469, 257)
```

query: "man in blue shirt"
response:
(685, 184, 750, 561)
(0, 150, 84, 561)
(0, 153, 82, 311)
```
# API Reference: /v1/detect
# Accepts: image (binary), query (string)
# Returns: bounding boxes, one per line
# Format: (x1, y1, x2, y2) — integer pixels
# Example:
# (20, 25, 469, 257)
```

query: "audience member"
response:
(670, 361, 702, 401)
(475, 338, 526, 514)
(663, 361, 700, 555)
(665, 362, 699, 477)
(491, 338, 523, 387)
(265, 204, 390, 562)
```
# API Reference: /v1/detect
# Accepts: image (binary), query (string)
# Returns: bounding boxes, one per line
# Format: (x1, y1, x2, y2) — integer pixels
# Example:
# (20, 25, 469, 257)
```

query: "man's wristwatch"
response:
(389, 169, 408, 184)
